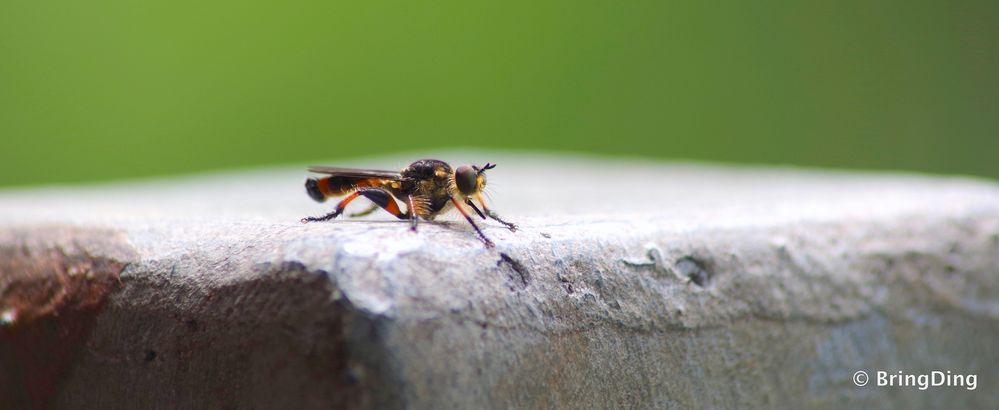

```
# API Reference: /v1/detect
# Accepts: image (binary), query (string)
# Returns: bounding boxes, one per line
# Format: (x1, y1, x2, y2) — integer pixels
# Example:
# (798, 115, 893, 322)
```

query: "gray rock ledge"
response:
(1, 153, 998, 408)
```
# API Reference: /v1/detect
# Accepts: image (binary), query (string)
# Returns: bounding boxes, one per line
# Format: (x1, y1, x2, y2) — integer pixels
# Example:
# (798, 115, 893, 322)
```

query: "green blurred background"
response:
(1, 0, 997, 187)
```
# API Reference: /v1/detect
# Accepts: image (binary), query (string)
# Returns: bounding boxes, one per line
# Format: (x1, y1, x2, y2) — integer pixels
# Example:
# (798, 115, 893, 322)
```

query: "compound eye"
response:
(455, 165, 478, 195)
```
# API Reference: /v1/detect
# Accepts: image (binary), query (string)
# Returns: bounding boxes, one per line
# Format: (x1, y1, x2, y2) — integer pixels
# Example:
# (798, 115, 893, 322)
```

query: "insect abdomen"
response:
(305, 176, 383, 202)
(305, 178, 326, 202)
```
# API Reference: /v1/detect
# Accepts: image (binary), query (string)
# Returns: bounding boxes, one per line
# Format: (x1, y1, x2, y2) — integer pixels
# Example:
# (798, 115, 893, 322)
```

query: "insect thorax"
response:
(400, 159, 453, 217)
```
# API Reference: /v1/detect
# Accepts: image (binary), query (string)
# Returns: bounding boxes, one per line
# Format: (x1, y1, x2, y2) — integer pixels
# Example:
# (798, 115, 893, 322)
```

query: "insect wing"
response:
(307, 166, 403, 179)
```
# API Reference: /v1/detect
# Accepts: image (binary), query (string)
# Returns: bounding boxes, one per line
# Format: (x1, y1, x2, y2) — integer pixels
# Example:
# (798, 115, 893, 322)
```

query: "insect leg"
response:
(354, 189, 408, 220)
(348, 204, 379, 218)
(475, 194, 517, 231)
(302, 190, 361, 223)
(301, 188, 407, 223)
(450, 196, 495, 248)
(464, 199, 487, 219)
(407, 195, 419, 232)
(485, 209, 517, 231)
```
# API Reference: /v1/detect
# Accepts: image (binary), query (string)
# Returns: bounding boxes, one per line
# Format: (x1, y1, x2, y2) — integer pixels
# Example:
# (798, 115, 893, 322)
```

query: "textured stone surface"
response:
(1, 152, 998, 408)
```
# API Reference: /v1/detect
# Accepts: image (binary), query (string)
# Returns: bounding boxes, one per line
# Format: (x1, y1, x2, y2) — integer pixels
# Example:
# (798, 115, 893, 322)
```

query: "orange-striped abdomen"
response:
(305, 176, 384, 202)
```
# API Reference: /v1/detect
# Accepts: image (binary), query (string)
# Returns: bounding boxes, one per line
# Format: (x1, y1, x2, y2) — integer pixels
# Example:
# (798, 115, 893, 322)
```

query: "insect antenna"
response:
(473, 163, 496, 175)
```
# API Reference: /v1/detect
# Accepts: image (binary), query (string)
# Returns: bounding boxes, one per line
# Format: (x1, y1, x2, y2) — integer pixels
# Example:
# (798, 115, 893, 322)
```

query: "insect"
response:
(301, 159, 517, 247)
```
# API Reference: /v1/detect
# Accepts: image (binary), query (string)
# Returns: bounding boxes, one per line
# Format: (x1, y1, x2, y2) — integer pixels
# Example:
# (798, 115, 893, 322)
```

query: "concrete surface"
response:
(1, 152, 998, 409)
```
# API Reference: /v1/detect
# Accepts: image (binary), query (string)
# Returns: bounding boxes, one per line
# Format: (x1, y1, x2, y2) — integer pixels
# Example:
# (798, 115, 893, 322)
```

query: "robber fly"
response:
(301, 159, 517, 247)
